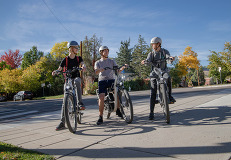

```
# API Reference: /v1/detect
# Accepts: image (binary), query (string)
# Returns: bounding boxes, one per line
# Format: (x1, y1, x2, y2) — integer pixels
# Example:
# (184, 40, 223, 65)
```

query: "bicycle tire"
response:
(77, 106, 82, 124)
(64, 93, 77, 133)
(119, 89, 133, 123)
(160, 83, 170, 124)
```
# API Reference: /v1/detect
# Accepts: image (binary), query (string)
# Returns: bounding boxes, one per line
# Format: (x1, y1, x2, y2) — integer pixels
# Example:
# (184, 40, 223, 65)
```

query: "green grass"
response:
(0, 142, 55, 160)
(33, 94, 64, 100)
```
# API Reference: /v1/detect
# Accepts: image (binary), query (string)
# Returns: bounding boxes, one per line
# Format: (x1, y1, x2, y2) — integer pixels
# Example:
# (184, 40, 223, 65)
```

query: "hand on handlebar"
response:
(141, 60, 147, 65)
(52, 70, 60, 76)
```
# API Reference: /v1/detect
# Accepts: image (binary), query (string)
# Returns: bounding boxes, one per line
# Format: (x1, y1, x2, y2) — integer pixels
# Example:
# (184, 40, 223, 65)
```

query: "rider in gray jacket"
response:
(141, 37, 176, 120)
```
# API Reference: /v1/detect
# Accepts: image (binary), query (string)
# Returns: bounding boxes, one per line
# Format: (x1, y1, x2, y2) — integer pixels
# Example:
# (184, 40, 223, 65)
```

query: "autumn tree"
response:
(21, 64, 41, 92)
(50, 41, 69, 61)
(0, 49, 22, 69)
(0, 68, 23, 94)
(178, 46, 200, 86)
(21, 46, 44, 69)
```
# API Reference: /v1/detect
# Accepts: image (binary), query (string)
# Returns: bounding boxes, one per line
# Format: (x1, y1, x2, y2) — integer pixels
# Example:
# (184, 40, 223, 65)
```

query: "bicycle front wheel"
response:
(64, 93, 77, 133)
(119, 89, 133, 123)
(160, 83, 170, 124)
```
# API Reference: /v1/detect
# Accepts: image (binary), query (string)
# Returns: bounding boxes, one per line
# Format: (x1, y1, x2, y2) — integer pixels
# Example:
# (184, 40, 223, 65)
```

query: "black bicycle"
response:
(147, 58, 173, 124)
(97, 65, 133, 123)
(57, 67, 83, 133)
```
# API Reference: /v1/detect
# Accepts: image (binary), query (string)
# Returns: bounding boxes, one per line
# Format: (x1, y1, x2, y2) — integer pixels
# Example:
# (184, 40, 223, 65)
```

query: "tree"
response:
(178, 46, 200, 86)
(0, 61, 11, 70)
(21, 46, 44, 69)
(0, 68, 23, 94)
(21, 64, 41, 92)
(116, 38, 133, 69)
(169, 57, 184, 87)
(50, 41, 69, 61)
(131, 35, 151, 79)
(208, 42, 231, 83)
(0, 49, 22, 69)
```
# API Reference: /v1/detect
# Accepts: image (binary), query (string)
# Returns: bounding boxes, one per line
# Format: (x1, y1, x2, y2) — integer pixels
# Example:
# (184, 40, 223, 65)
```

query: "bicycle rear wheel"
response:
(119, 89, 133, 123)
(64, 93, 77, 133)
(160, 83, 170, 124)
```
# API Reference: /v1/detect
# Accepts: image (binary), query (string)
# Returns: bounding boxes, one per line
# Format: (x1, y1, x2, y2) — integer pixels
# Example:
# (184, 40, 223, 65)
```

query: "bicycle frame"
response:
(153, 67, 169, 105)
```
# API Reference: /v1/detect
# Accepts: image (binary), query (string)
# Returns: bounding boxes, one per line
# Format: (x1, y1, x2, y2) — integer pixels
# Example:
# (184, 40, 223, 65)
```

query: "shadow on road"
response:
(171, 106, 231, 126)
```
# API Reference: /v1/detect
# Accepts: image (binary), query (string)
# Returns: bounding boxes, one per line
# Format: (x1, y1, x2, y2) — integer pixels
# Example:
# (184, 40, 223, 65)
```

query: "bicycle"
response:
(57, 67, 83, 133)
(96, 65, 133, 124)
(148, 57, 173, 124)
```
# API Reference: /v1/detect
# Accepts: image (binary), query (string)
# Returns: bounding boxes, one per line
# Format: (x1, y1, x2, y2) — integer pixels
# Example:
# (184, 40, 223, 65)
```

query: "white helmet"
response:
(150, 37, 162, 44)
(99, 46, 109, 52)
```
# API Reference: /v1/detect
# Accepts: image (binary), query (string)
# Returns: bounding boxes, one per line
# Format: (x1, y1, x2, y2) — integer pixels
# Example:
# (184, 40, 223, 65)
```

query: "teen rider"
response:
(141, 37, 176, 120)
(94, 46, 127, 125)
(52, 40, 86, 130)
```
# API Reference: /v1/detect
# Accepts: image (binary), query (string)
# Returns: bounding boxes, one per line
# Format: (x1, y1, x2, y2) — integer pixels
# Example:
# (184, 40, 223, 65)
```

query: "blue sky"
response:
(0, 0, 231, 66)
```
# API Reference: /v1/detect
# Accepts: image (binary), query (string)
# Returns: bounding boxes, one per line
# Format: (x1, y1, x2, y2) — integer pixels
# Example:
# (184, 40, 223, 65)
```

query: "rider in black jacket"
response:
(141, 37, 176, 120)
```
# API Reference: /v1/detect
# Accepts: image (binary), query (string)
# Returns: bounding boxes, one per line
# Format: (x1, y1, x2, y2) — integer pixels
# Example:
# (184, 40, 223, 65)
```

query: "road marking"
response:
(0, 111, 38, 119)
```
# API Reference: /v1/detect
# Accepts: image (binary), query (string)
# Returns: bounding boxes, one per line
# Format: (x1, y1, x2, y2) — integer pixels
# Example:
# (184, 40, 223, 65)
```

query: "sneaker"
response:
(149, 112, 154, 120)
(78, 102, 85, 110)
(169, 96, 176, 104)
(55, 122, 65, 131)
(96, 116, 103, 125)
(116, 109, 123, 118)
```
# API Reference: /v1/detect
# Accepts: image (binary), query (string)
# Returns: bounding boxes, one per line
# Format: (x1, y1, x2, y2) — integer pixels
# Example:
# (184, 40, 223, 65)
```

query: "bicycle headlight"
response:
(121, 75, 126, 80)
(66, 85, 71, 90)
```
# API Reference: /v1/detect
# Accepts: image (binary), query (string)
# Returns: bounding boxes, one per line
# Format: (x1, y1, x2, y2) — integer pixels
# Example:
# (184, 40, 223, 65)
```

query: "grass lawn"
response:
(33, 94, 64, 100)
(0, 142, 55, 160)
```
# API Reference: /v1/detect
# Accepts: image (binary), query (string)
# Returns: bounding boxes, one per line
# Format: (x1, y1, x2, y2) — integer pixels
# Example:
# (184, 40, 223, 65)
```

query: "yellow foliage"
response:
(50, 41, 69, 61)
(0, 68, 23, 93)
(22, 64, 41, 92)
(179, 46, 200, 76)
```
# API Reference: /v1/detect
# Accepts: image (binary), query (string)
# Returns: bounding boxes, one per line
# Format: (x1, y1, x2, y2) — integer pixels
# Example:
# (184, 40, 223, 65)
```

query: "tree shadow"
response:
(170, 105, 231, 126)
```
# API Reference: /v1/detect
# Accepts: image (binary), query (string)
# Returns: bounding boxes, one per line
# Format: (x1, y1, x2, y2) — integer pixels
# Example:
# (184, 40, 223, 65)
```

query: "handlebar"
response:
(104, 65, 127, 71)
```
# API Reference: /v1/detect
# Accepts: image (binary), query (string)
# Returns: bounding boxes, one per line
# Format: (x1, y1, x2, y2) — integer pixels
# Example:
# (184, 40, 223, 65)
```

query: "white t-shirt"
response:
(94, 58, 117, 81)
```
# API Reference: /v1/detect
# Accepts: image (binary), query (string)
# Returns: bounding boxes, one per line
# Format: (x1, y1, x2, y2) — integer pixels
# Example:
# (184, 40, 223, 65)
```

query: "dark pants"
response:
(150, 73, 172, 113)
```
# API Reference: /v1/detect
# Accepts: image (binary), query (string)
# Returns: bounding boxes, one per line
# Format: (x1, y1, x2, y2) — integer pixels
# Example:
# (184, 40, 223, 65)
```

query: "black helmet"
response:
(67, 41, 79, 48)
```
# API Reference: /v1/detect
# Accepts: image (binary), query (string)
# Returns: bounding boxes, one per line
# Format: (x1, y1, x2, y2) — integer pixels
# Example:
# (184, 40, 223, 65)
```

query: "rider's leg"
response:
(98, 93, 105, 117)
(74, 77, 85, 109)
(97, 93, 105, 125)
(166, 76, 176, 103)
(150, 78, 157, 120)
(56, 84, 66, 130)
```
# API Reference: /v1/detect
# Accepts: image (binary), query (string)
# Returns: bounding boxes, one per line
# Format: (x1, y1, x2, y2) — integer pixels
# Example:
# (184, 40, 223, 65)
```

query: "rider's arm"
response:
(52, 66, 62, 76)
(80, 61, 86, 71)
(95, 68, 104, 75)
(141, 52, 152, 65)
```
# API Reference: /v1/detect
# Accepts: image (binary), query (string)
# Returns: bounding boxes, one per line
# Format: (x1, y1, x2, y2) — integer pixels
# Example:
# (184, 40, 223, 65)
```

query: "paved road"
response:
(0, 85, 231, 160)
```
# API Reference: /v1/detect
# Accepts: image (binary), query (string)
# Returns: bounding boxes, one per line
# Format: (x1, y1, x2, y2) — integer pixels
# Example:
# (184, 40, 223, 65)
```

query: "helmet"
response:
(67, 41, 79, 48)
(99, 46, 109, 52)
(150, 37, 162, 44)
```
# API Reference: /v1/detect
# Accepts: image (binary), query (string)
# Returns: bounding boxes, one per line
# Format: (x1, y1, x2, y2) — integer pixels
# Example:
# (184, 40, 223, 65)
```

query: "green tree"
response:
(131, 35, 151, 78)
(21, 46, 44, 69)
(0, 61, 11, 70)
(208, 42, 231, 83)
(116, 38, 132, 67)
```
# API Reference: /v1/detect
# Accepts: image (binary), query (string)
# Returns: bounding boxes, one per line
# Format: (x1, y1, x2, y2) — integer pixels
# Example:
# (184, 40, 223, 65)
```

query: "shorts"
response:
(98, 79, 115, 94)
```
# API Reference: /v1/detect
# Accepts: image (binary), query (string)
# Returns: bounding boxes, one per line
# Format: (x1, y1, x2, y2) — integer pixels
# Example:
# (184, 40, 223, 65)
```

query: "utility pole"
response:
(80, 41, 83, 94)
(218, 67, 222, 84)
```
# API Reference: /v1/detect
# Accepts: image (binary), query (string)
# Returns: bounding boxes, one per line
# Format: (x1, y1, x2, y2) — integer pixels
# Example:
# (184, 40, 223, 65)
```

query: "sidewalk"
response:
(0, 89, 231, 160)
